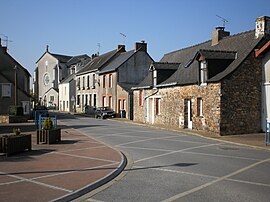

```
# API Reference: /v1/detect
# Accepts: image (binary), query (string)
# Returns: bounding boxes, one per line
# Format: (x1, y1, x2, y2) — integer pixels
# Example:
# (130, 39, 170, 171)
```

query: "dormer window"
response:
(153, 70, 157, 87)
(200, 61, 207, 86)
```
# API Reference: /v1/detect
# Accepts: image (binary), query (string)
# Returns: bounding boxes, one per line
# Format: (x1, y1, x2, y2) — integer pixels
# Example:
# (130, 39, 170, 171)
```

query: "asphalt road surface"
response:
(58, 113, 270, 202)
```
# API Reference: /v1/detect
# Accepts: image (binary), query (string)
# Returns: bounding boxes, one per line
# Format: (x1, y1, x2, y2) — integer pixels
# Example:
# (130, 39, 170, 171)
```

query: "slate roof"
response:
(77, 49, 119, 75)
(158, 30, 264, 86)
(195, 50, 237, 60)
(59, 73, 75, 84)
(98, 50, 135, 74)
(50, 53, 72, 63)
(66, 54, 90, 67)
(118, 82, 136, 92)
(133, 62, 179, 89)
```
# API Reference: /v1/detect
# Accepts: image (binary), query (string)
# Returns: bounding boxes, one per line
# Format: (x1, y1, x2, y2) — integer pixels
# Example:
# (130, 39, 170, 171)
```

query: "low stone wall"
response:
(0, 115, 28, 124)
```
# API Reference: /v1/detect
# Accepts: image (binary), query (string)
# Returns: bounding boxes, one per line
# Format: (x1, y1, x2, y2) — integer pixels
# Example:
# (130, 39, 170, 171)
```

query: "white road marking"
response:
(162, 158, 270, 202)
(0, 171, 73, 193)
(135, 143, 222, 163)
(53, 151, 119, 163)
(116, 135, 180, 147)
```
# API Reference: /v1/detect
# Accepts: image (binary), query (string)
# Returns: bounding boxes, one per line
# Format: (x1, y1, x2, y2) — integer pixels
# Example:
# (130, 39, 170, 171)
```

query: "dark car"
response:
(95, 107, 116, 119)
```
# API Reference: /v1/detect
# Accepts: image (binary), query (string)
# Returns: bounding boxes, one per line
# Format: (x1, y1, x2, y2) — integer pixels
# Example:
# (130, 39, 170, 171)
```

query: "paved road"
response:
(58, 114, 270, 202)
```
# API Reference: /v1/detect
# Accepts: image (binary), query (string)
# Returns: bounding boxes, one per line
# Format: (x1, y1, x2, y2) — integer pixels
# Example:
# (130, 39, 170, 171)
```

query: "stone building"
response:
(133, 16, 270, 135)
(34, 46, 89, 109)
(0, 38, 31, 116)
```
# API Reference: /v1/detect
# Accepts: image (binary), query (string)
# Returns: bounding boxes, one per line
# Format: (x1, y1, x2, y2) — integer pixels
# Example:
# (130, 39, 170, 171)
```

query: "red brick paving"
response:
(0, 127, 123, 202)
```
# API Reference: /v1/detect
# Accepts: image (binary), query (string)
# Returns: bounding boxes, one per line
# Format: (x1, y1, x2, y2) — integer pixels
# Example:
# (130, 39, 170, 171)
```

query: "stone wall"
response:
(133, 83, 221, 133)
(220, 53, 262, 135)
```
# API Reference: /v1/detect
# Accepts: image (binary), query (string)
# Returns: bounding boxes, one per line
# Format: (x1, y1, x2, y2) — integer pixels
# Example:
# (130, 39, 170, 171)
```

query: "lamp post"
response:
(14, 65, 17, 106)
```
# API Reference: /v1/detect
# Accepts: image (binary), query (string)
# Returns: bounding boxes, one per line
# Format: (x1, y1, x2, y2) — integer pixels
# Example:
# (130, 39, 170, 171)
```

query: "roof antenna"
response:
(97, 43, 101, 56)
(216, 15, 229, 28)
(120, 33, 126, 45)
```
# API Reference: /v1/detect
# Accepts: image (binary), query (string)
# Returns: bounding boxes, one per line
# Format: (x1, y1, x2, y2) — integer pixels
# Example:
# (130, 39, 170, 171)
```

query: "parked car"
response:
(95, 107, 116, 119)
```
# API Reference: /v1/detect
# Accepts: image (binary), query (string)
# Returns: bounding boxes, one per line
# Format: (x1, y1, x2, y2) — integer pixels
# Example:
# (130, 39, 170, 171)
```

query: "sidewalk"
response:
(112, 118, 270, 150)
(0, 123, 126, 202)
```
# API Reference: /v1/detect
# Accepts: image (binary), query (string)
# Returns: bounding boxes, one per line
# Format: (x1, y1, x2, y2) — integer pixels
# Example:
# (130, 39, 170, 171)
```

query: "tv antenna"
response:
(0, 34, 13, 48)
(120, 32, 126, 45)
(216, 15, 229, 28)
(97, 43, 101, 55)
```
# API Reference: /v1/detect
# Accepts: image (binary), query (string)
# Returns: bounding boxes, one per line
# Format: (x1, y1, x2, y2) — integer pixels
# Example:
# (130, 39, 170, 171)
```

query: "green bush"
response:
(9, 106, 24, 116)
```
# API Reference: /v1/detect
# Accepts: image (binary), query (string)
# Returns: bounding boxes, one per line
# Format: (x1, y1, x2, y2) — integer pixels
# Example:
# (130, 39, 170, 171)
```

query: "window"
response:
(87, 75, 90, 89)
(103, 75, 106, 88)
(123, 99, 126, 110)
(82, 76, 85, 89)
(102, 96, 106, 107)
(197, 97, 203, 117)
(92, 74, 95, 88)
(82, 95, 84, 106)
(1, 83, 11, 97)
(50, 96, 54, 102)
(153, 70, 157, 87)
(89, 94, 92, 106)
(155, 98, 161, 115)
(109, 96, 112, 108)
(118, 99, 122, 112)
(200, 61, 207, 86)
(139, 90, 143, 106)
(77, 77, 80, 89)
(85, 95, 88, 106)
(77, 95, 80, 105)
(109, 74, 113, 88)
(93, 94, 97, 106)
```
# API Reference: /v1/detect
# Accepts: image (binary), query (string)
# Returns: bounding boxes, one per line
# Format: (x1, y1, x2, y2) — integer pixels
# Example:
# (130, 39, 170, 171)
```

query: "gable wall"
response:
(220, 52, 262, 135)
(118, 51, 153, 84)
(36, 53, 58, 102)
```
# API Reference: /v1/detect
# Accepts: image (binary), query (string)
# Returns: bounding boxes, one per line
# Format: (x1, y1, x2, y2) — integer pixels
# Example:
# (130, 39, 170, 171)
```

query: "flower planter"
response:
(36, 128, 61, 144)
(0, 134, 32, 156)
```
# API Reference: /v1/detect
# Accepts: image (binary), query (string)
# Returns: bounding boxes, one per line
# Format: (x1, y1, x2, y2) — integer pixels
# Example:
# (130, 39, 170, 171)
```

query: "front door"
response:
(147, 98, 155, 124)
(262, 83, 270, 131)
(187, 99, 192, 129)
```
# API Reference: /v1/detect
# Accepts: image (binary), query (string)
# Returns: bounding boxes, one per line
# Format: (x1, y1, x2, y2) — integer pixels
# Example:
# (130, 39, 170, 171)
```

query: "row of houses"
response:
(34, 16, 270, 135)
(34, 41, 153, 120)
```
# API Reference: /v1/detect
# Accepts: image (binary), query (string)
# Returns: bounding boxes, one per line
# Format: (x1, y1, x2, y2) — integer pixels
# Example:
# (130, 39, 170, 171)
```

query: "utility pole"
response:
(14, 65, 17, 106)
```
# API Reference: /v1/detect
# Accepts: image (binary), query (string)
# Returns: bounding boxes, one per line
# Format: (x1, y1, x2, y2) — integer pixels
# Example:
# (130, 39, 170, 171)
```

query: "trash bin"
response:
(120, 110, 126, 118)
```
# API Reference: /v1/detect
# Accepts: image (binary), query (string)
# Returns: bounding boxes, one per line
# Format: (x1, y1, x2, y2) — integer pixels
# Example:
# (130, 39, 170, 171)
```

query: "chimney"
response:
(255, 16, 270, 38)
(212, 27, 230, 46)
(46, 45, 49, 52)
(135, 40, 147, 52)
(117, 44, 125, 52)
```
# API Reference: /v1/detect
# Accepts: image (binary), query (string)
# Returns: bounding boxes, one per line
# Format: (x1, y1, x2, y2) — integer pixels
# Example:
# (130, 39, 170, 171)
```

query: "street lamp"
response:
(14, 65, 17, 106)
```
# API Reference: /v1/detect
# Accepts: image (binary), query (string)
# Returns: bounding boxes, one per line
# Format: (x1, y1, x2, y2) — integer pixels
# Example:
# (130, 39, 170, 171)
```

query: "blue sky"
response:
(1, 0, 270, 76)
